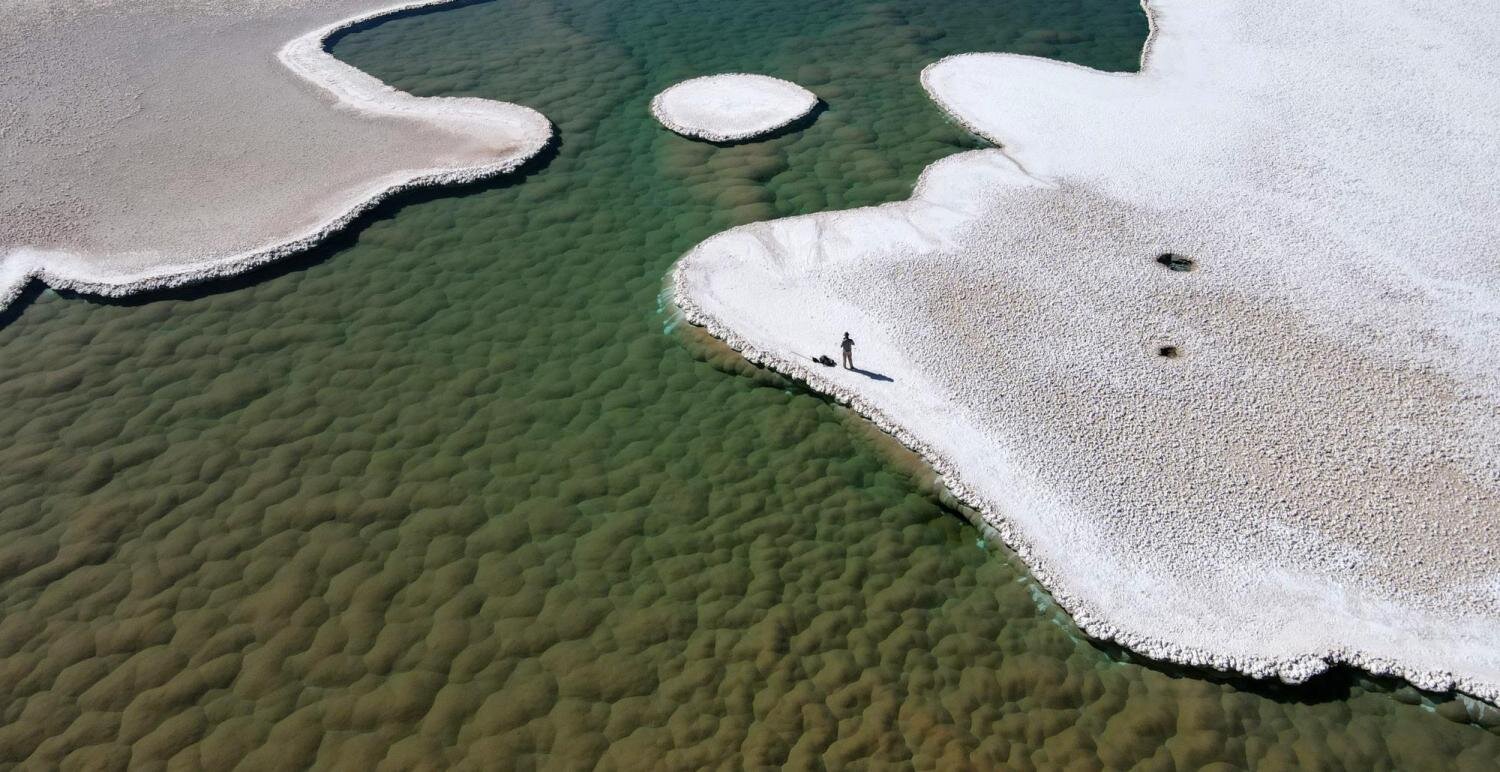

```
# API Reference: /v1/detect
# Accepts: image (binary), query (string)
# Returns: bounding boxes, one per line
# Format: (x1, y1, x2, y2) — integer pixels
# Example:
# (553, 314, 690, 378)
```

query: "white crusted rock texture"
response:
(674, 0, 1500, 701)
(0, 0, 552, 308)
(650, 73, 816, 142)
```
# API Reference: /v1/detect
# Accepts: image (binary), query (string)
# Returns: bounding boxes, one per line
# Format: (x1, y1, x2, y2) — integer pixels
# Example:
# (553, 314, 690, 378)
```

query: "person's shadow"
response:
(804, 354, 895, 382)
(849, 366, 894, 382)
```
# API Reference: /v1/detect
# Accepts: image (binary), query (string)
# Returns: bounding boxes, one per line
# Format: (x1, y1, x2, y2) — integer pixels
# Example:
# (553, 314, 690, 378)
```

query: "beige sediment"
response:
(0, 0, 552, 311)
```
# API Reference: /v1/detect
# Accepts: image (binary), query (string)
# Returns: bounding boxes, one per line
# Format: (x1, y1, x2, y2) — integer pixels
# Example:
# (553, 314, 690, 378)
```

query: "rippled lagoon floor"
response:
(2, 0, 1498, 767)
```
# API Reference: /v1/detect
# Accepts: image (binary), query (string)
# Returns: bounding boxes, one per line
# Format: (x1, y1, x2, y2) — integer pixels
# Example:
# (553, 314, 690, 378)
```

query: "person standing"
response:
(840, 332, 855, 370)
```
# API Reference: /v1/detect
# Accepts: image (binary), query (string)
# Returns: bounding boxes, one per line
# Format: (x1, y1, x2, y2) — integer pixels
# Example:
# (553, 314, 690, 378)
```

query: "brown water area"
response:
(1, 0, 1498, 768)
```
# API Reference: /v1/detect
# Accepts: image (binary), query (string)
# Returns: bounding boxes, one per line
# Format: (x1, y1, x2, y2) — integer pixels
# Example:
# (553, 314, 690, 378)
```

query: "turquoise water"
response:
(0, 0, 1497, 767)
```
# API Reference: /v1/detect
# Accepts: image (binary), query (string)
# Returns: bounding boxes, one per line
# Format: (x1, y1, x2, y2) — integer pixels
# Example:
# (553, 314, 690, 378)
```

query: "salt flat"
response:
(675, 0, 1500, 700)
(0, 0, 551, 310)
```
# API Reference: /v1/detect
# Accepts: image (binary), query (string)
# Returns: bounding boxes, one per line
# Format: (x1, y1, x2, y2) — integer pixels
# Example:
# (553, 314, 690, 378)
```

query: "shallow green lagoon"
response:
(0, 0, 1497, 767)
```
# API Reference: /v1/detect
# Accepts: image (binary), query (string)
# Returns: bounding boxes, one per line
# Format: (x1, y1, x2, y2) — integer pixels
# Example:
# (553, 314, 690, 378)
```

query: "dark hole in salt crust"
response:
(1156, 252, 1195, 271)
(1158, 345, 1179, 358)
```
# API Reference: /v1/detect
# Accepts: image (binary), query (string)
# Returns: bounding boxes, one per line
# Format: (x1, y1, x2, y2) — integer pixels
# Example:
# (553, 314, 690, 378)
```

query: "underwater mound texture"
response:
(650, 74, 818, 142)
(0, 0, 549, 309)
(0, 0, 1497, 767)
(675, 0, 1500, 700)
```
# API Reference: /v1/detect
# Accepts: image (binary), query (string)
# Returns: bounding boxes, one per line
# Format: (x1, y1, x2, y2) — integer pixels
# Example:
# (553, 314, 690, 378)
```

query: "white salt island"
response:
(0, 0, 552, 311)
(650, 74, 818, 143)
(675, 0, 1500, 701)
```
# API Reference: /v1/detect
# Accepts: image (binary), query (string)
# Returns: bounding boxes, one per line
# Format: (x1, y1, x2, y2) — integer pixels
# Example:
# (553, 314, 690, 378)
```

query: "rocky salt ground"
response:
(675, 0, 1500, 700)
(650, 74, 818, 142)
(0, 0, 550, 310)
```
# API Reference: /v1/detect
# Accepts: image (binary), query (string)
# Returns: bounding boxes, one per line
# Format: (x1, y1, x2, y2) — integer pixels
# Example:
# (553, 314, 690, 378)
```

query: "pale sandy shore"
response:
(675, 0, 1500, 701)
(650, 74, 817, 142)
(0, 0, 551, 310)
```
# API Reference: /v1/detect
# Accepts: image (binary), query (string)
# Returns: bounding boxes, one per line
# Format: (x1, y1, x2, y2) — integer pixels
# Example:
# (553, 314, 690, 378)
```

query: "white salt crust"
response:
(0, 0, 552, 311)
(674, 0, 1500, 702)
(650, 74, 817, 142)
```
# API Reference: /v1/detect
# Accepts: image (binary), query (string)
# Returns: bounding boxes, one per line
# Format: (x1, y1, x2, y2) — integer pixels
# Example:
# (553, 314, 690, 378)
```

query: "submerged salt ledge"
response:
(675, 0, 1500, 702)
(0, 0, 551, 311)
(650, 74, 817, 142)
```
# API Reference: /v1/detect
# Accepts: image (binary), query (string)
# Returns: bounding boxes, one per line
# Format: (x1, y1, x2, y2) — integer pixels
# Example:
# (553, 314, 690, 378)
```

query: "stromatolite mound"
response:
(650, 73, 817, 142)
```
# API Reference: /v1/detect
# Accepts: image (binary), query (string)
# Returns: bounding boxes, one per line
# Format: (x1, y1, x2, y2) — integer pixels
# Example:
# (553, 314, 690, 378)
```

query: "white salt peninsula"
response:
(674, 0, 1500, 701)
(0, 0, 552, 311)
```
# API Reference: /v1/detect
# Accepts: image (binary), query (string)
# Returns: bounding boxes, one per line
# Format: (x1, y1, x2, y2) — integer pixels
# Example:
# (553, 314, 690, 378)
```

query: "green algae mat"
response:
(0, 0, 1497, 767)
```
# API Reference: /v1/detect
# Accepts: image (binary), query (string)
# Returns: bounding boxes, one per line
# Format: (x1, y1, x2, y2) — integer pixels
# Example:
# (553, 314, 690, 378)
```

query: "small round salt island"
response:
(650, 74, 818, 143)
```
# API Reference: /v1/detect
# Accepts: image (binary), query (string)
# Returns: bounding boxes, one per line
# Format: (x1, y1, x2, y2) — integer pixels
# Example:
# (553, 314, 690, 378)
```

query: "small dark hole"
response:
(1156, 253, 1194, 272)
(1158, 345, 1179, 358)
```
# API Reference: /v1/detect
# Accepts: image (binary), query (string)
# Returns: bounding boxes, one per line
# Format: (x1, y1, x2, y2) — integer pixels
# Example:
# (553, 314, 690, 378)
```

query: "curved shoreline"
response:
(0, 0, 552, 314)
(670, 176, 1500, 705)
(920, 0, 1158, 158)
(673, 0, 1500, 705)
(671, 153, 1359, 689)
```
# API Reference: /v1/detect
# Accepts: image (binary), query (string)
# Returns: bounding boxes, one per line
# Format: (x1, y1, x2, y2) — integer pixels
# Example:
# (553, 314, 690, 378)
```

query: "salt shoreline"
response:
(674, 0, 1500, 704)
(0, 0, 552, 313)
